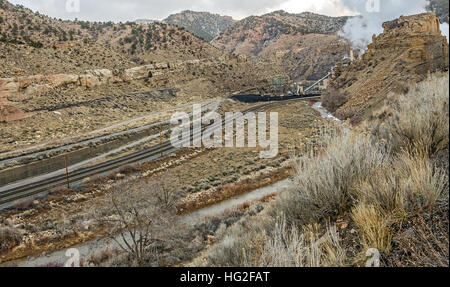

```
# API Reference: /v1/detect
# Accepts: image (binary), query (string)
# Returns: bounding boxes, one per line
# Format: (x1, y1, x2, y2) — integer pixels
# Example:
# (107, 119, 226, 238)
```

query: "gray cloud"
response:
(9, 0, 289, 22)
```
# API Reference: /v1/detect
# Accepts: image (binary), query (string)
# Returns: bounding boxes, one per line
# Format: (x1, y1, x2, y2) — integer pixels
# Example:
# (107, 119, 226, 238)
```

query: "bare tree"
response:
(99, 181, 175, 266)
(153, 174, 178, 209)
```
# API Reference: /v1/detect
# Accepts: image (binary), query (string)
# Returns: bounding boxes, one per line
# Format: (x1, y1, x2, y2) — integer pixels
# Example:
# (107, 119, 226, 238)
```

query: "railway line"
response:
(0, 71, 330, 208)
(0, 101, 279, 208)
(0, 101, 219, 166)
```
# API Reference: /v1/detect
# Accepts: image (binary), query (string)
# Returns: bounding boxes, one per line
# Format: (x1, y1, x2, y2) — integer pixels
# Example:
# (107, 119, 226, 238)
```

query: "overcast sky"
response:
(8, 0, 358, 22)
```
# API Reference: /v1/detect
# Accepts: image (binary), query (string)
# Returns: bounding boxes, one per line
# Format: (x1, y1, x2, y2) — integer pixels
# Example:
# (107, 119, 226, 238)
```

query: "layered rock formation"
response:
(0, 56, 245, 122)
(327, 13, 449, 120)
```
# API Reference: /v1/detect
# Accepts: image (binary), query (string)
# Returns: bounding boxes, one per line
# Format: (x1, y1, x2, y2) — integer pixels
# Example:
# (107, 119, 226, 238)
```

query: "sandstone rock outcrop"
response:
(328, 13, 449, 120)
(0, 55, 249, 122)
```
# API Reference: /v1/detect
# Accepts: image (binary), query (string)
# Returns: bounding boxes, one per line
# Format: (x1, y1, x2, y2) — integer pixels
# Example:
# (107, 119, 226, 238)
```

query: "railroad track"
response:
(0, 101, 219, 166)
(0, 101, 280, 207)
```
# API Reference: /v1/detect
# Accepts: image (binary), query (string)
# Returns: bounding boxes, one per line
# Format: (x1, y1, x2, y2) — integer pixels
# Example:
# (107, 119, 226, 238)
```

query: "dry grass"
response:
(257, 218, 346, 267)
(355, 151, 446, 218)
(371, 73, 449, 156)
(205, 213, 348, 267)
(351, 204, 392, 253)
(276, 128, 385, 224)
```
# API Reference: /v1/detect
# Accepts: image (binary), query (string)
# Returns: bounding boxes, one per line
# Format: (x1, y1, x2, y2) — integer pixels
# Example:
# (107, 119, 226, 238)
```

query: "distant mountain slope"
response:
(212, 10, 351, 81)
(134, 19, 157, 25)
(213, 11, 349, 55)
(0, 0, 224, 77)
(163, 10, 236, 42)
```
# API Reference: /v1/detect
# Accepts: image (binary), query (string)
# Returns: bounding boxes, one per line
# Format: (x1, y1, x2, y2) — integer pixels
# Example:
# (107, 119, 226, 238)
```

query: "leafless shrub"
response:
(108, 193, 155, 266)
(0, 226, 22, 252)
(118, 164, 140, 175)
(39, 261, 64, 267)
(391, 215, 449, 267)
(349, 116, 361, 126)
(322, 88, 349, 113)
(12, 197, 36, 210)
(97, 181, 175, 266)
(152, 175, 177, 209)
(48, 185, 65, 195)
(87, 248, 122, 266)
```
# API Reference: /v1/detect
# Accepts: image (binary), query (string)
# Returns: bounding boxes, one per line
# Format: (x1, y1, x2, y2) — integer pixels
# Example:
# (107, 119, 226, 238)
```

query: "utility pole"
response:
(65, 154, 70, 189)
(159, 125, 163, 157)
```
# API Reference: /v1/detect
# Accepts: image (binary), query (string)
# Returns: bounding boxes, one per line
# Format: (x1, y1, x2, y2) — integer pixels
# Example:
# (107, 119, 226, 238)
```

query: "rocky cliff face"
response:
(212, 10, 350, 81)
(327, 13, 449, 120)
(163, 10, 236, 42)
(213, 11, 348, 57)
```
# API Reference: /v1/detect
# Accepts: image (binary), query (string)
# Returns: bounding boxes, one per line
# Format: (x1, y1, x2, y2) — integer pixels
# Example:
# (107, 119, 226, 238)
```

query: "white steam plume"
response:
(441, 23, 449, 43)
(339, 0, 428, 49)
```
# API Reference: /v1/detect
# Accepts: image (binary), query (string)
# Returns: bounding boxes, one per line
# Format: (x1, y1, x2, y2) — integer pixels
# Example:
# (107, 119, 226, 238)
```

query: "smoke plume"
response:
(339, 0, 428, 49)
(441, 23, 449, 43)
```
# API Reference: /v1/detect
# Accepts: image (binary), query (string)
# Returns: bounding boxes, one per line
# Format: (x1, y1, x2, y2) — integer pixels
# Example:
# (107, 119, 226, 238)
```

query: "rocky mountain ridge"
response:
(0, 0, 224, 78)
(163, 10, 236, 42)
(212, 10, 351, 81)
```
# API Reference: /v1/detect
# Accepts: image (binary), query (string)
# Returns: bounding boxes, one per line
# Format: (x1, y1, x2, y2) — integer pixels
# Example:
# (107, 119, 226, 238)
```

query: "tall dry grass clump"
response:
(355, 151, 446, 217)
(373, 73, 449, 156)
(351, 204, 392, 253)
(257, 218, 346, 267)
(205, 214, 347, 267)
